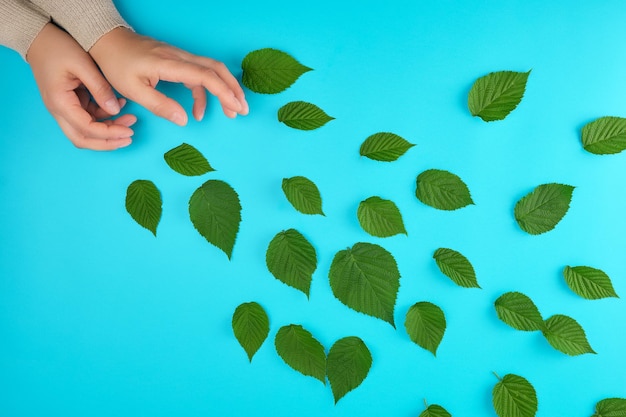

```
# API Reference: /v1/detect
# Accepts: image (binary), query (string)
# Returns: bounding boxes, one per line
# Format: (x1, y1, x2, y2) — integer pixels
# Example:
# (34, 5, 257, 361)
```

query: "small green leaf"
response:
(357, 196, 407, 237)
(592, 398, 626, 417)
(404, 302, 446, 356)
(359, 132, 415, 162)
(468, 70, 530, 122)
(564, 266, 619, 300)
(494, 292, 544, 332)
(326, 336, 372, 404)
(419, 404, 452, 417)
(125, 179, 162, 236)
(164, 143, 214, 176)
(514, 183, 574, 235)
(241, 48, 312, 94)
(329, 243, 400, 327)
(542, 314, 596, 356)
(581, 116, 626, 155)
(415, 169, 474, 210)
(188, 180, 241, 259)
(232, 302, 269, 362)
(433, 248, 480, 288)
(266, 229, 317, 297)
(492, 373, 538, 417)
(275, 324, 326, 384)
(278, 101, 334, 130)
(282, 176, 324, 215)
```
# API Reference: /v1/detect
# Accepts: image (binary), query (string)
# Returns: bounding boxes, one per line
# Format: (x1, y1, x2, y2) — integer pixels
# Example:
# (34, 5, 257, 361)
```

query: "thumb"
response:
(74, 58, 121, 115)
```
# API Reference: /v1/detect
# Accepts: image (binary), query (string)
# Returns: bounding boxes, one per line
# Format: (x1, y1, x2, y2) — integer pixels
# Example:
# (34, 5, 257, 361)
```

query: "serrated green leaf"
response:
(514, 183, 574, 235)
(593, 398, 626, 417)
(241, 48, 312, 94)
(328, 243, 400, 327)
(564, 266, 619, 300)
(433, 248, 480, 288)
(326, 336, 372, 404)
(494, 292, 544, 332)
(581, 117, 626, 155)
(163, 143, 214, 176)
(278, 101, 334, 130)
(492, 373, 538, 417)
(275, 324, 326, 384)
(188, 180, 241, 259)
(419, 404, 452, 417)
(404, 302, 446, 356)
(266, 229, 317, 297)
(359, 132, 415, 162)
(468, 70, 530, 122)
(415, 169, 474, 210)
(232, 302, 269, 362)
(125, 179, 162, 236)
(282, 176, 324, 215)
(542, 314, 596, 356)
(357, 196, 407, 237)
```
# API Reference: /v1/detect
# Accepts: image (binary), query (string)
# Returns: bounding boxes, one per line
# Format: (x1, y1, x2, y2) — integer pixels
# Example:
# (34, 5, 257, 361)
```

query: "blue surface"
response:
(1, 1, 626, 416)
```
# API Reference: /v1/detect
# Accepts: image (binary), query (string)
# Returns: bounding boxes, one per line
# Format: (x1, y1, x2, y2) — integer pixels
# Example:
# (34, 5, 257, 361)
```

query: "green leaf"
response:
(542, 314, 596, 356)
(581, 116, 626, 155)
(163, 143, 214, 176)
(282, 176, 324, 215)
(419, 404, 452, 417)
(514, 183, 574, 235)
(468, 70, 530, 122)
(241, 48, 312, 94)
(328, 242, 400, 327)
(357, 196, 407, 237)
(593, 398, 626, 417)
(188, 180, 241, 259)
(125, 179, 162, 236)
(404, 302, 446, 356)
(492, 373, 538, 417)
(266, 229, 317, 297)
(564, 266, 619, 300)
(433, 248, 480, 288)
(326, 336, 372, 404)
(278, 101, 334, 130)
(232, 302, 269, 362)
(274, 324, 326, 384)
(494, 292, 544, 332)
(415, 169, 474, 210)
(359, 132, 415, 162)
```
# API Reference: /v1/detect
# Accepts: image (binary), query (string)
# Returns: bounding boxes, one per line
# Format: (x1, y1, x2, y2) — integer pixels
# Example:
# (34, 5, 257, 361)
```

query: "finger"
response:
(89, 97, 128, 120)
(73, 58, 121, 115)
(190, 85, 207, 121)
(127, 82, 188, 126)
(57, 118, 133, 151)
(101, 114, 137, 127)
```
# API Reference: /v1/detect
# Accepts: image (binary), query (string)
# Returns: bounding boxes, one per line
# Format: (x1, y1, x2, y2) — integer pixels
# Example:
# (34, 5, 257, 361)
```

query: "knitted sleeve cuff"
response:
(0, 1, 51, 60)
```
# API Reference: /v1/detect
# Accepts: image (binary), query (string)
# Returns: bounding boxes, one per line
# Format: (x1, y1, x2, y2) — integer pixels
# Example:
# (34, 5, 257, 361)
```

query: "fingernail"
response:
(171, 112, 186, 125)
(105, 98, 121, 114)
(118, 139, 132, 148)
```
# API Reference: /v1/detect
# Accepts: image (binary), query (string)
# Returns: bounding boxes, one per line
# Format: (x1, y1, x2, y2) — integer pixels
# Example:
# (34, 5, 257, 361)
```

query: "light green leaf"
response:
(164, 143, 214, 176)
(433, 248, 480, 288)
(326, 336, 372, 404)
(278, 101, 334, 130)
(542, 314, 596, 356)
(359, 132, 415, 162)
(266, 229, 317, 297)
(494, 292, 544, 332)
(357, 196, 407, 237)
(514, 183, 574, 235)
(492, 373, 538, 417)
(468, 70, 530, 122)
(581, 116, 626, 155)
(564, 266, 619, 300)
(282, 176, 324, 215)
(404, 302, 446, 356)
(241, 48, 312, 94)
(415, 169, 474, 210)
(232, 302, 269, 362)
(188, 180, 241, 259)
(592, 398, 626, 417)
(328, 243, 400, 327)
(125, 179, 162, 236)
(275, 324, 326, 384)
(419, 404, 452, 417)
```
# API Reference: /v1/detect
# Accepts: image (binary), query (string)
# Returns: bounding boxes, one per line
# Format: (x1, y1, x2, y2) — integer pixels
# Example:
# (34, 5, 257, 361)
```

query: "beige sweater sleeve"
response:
(0, 0, 51, 59)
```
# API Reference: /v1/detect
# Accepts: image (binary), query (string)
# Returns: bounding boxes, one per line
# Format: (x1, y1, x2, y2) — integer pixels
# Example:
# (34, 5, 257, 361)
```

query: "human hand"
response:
(89, 27, 248, 126)
(27, 23, 136, 151)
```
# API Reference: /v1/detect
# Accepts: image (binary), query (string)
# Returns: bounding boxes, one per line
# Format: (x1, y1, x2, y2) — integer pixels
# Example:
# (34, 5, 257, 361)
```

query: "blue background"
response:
(1, 1, 625, 416)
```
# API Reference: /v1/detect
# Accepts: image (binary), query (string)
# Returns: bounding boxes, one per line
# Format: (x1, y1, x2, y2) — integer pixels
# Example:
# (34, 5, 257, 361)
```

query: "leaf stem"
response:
(423, 398, 428, 408)
(492, 371, 502, 381)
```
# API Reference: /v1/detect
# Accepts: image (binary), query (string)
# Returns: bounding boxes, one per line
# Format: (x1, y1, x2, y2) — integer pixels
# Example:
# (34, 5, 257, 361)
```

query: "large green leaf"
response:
(542, 314, 596, 356)
(163, 143, 214, 176)
(581, 116, 626, 155)
(266, 229, 317, 297)
(326, 336, 372, 404)
(468, 70, 530, 122)
(492, 373, 538, 417)
(359, 132, 415, 162)
(433, 248, 480, 288)
(592, 398, 626, 417)
(563, 266, 619, 300)
(188, 180, 241, 259)
(357, 196, 407, 237)
(282, 176, 324, 215)
(514, 183, 574, 235)
(328, 243, 400, 327)
(404, 302, 446, 356)
(241, 48, 312, 94)
(278, 101, 334, 130)
(125, 179, 162, 236)
(275, 324, 326, 384)
(232, 302, 269, 362)
(415, 169, 474, 210)
(419, 404, 452, 417)
(494, 292, 544, 332)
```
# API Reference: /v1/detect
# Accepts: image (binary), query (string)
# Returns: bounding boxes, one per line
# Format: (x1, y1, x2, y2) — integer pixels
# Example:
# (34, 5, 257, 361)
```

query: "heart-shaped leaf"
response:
(514, 183, 574, 235)
(266, 229, 317, 297)
(542, 314, 596, 356)
(404, 302, 446, 356)
(278, 101, 334, 130)
(232, 302, 269, 362)
(164, 143, 214, 176)
(433, 248, 480, 288)
(468, 70, 530, 122)
(359, 132, 415, 162)
(494, 292, 544, 332)
(241, 48, 312, 94)
(282, 176, 324, 215)
(415, 169, 474, 210)
(326, 336, 372, 404)
(125, 179, 162, 236)
(275, 324, 326, 384)
(419, 404, 452, 417)
(592, 398, 626, 417)
(357, 196, 407, 237)
(563, 266, 618, 300)
(492, 373, 538, 417)
(581, 116, 626, 155)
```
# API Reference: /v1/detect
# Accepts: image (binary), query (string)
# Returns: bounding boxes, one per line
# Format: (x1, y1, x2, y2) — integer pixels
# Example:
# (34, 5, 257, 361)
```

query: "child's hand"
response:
(27, 23, 136, 151)
(89, 28, 249, 126)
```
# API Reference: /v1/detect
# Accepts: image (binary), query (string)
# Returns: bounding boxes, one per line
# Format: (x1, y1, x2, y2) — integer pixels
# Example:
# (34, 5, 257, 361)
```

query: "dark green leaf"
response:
(514, 183, 574, 235)
(266, 229, 317, 297)
(415, 169, 474, 210)
(359, 132, 415, 161)
(241, 48, 312, 94)
(357, 196, 407, 237)
(326, 336, 372, 404)
(125, 179, 162, 236)
(164, 143, 214, 176)
(404, 302, 446, 356)
(582, 117, 626, 155)
(232, 302, 269, 362)
(542, 314, 596, 356)
(278, 101, 334, 130)
(468, 70, 530, 122)
(433, 248, 480, 288)
(419, 404, 452, 417)
(492, 373, 538, 417)
(564, 266, 618, 300)
(593, 398, 626, 417)
(494, 292, 544, 332)
(282, 176, 324, 215)
(275, 324, 326, 384)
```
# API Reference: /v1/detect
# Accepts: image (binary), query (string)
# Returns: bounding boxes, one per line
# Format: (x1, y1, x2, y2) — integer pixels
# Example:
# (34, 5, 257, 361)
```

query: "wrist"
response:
(89, 26, 134, 62)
